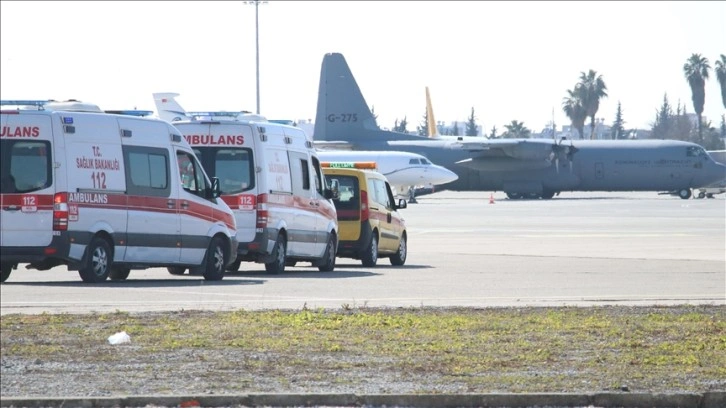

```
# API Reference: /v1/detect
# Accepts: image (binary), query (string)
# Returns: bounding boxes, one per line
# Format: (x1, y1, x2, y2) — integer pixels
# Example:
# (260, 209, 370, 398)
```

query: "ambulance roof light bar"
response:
(1, 99, 104, 113)
(1, 100, 55, 109)
(321, 161, 378, 170)
(104, 110, 155, 117)
(187, 111, 268, 122)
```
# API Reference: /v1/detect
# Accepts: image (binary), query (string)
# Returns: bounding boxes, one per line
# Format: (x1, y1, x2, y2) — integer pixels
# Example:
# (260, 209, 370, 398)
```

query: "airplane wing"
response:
(313, 141, 356, 151)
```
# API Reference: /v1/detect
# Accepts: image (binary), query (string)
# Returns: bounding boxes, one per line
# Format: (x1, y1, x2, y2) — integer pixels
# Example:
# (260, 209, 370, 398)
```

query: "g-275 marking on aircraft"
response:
(312, 52, 726, 199)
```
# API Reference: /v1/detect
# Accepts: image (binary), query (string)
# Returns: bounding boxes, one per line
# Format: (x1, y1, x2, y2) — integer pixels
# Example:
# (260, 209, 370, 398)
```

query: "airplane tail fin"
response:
(152, 92, 188, 123)
(425, 86, 438, 138)
(313, 53, 380, 142)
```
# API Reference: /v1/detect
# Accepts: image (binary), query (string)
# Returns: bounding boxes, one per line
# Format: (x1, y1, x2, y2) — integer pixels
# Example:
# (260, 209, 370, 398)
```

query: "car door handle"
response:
(2, 206, 21, 212)
(180, 201, 189, 209)
(167, 199, 175, 209)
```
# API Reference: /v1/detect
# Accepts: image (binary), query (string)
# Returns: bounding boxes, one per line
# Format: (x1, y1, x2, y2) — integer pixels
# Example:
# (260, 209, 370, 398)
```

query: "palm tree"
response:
(715, 54, 726, 110)
(562, 88, 587, 139)
(502, 120, 531, 139)
(578, 70, 608, 140)
(683, 53, 711, 142)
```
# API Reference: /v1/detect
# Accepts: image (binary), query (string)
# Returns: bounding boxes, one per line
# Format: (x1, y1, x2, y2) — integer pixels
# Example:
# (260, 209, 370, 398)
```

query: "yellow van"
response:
(321, 162, 407, 267)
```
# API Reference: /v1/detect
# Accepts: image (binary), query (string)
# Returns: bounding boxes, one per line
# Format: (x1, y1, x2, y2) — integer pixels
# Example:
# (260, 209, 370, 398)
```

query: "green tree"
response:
(393, 117, 408, 133)
(417, 108, 429, 136)
(451, 121, 460, 136)
(715, 54, 726, 109)
(465, 107, 478, 136)
(610, 101, 626, 139)
(650, 94, 695, 142)
(578, 69, 608, 140)
(502, 120, 531, 139)
(562, 87, 587, 139)
(683, 53, 711, 142)
(489, 126, 498, 139)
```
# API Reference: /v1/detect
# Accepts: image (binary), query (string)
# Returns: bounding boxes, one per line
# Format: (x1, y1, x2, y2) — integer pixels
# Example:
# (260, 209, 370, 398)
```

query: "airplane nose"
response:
(428, 165, 459, 184)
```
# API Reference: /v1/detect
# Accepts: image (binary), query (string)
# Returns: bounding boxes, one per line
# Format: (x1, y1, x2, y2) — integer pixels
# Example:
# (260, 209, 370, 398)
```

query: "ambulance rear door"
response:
(188, 123, 257, 244)
(0, 112, 55, 250)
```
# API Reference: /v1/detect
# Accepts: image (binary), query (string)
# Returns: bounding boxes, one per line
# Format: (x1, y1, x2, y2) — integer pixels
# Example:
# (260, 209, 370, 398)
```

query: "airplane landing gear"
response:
(408, 187, 418, 204)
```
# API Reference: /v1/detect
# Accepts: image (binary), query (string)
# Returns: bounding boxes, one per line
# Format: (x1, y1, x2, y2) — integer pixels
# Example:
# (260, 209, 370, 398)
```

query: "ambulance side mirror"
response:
(397, 198, 407, 210)
(209, 177, 221, 199)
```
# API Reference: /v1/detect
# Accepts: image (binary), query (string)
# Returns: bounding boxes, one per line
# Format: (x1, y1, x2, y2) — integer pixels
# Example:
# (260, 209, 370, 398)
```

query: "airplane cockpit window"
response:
(420, 158, 432, 165)
(686, 146, 707, 158)
(409, 158, 420, 165)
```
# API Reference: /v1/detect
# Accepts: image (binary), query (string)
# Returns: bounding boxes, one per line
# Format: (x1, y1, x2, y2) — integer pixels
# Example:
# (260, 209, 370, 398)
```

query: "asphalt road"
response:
(1, 191, 724, 315)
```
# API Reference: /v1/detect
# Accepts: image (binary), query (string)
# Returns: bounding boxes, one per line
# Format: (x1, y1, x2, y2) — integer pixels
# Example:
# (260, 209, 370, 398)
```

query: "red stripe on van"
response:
(1, 193, 236, 230)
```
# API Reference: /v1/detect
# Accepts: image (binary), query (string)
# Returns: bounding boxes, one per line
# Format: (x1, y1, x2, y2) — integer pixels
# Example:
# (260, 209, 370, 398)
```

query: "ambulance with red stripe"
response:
(0, 100, 238, 283)
(168, 114, 338, 274)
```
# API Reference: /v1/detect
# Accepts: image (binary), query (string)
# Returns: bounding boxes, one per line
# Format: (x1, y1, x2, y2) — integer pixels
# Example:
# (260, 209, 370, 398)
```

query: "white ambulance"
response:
(169, 113, 338, 274)
(0, 100, 238, 283)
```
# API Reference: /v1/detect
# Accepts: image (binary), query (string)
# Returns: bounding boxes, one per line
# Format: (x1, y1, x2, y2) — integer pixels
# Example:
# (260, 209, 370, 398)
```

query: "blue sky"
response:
(2, 1, 724, 133)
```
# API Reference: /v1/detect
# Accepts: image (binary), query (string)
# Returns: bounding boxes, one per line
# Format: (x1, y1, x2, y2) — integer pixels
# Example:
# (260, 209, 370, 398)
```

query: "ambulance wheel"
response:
(109, 267, 131, 281)
(390, 233, 407, 266)
(203, 237, 227, 281)
(1, 262, 13, 283)
(79, 237, 112, 283)
(361, 234, 378, 267)
(318, 235, 337, 272)
(167, 267, 187, 275)
(265, 234, 287, 274)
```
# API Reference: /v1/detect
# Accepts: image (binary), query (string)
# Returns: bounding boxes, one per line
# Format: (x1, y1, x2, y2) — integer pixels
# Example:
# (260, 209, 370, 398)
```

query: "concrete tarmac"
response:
(1, 191, 724, 408)
(1, 191, 724, 314)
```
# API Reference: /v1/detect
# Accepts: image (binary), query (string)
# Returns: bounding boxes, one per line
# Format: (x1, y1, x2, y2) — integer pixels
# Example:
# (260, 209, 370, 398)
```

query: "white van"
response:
(0, 100, 238, 283)
(170, 114, 338, 274)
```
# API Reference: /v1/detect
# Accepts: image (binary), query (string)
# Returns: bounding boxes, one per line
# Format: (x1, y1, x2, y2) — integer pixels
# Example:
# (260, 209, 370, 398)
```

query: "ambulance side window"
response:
(311, 156, 324, 196)
(177, 151, 207, 197)
(0, 140, 52, 194)
(123, 146, 170, 197)
(372, 179, 391, 209)
(300, 159, 310, 190)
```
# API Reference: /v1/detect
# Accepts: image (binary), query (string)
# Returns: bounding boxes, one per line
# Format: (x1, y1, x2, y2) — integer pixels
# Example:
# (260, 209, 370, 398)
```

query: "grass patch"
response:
(2, 305, 724, 394)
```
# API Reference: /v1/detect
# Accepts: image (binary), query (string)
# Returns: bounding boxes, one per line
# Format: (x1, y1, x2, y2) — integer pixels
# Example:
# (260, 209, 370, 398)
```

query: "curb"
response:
(1, 392, 725, 408)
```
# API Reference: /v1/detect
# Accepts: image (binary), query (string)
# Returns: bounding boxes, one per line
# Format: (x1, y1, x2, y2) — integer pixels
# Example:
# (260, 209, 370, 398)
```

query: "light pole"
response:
(245, 1, 267, 114)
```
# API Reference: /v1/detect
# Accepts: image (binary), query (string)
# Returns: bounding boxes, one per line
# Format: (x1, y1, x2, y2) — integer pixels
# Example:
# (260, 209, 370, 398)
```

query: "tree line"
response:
(386, 53, 726, 149)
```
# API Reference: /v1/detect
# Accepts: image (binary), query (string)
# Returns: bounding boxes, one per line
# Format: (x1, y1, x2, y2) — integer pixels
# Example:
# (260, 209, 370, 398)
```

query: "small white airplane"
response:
(316, 150, 458, 201)
(152, 93, 458, 202)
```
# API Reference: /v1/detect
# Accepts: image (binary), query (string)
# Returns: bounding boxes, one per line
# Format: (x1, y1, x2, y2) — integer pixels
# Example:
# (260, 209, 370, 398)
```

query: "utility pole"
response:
(245, 1, 267, 114)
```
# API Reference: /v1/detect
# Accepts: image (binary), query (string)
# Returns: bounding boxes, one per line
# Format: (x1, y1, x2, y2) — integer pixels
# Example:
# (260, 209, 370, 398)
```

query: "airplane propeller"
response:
(549, 138, 578, 174)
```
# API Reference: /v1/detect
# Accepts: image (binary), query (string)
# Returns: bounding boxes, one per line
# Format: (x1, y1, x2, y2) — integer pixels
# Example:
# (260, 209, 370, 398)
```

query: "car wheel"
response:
(167, 267, 187, 275)
(78, 237, 112, 283)
(1, 263, 13, 283)
(265, 234, 286, 274)
(109, 267, 131, 281)
(318, 235, 337, 272)
(361, 234, 378, 267)
(203, 237, 226, 281)
(390, 233, 407, 266)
